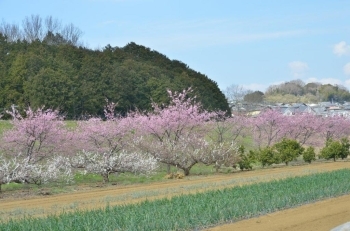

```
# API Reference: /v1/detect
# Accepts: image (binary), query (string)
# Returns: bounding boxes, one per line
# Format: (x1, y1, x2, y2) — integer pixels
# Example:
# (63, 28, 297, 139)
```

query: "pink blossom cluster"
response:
(250, 109, 350, 148)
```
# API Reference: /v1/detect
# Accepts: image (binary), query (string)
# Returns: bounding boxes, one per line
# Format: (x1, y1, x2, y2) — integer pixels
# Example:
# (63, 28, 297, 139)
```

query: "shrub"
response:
(320, 138, 350, 161)
(254, 146, 278, 167)
(237, 145, 254, 171)
(273, 138, 304, 165)
(303, 146, 316, 164)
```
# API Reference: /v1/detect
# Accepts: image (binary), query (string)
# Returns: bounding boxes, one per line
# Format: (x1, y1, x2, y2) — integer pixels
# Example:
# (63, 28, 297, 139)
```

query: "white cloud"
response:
(288, 61, 309, 77)
(344, 62, 350, 75)
(333, 41, 350, 56)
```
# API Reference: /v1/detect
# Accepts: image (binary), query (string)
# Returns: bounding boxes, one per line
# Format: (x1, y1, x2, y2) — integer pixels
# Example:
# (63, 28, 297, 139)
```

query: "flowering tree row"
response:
(0, 107, 73, 191)
(131, 89, 240, 175)
(2, 89, 350, 190)
(250, 109, 350, 148)
(0, 88, 240, 190)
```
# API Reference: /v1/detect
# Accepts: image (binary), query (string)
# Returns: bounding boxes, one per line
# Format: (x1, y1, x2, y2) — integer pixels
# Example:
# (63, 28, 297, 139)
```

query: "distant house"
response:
(310, 106, 327, 116)
(319, 102, 333, 107)
(328, 106, 341, 111)
(243, 101, 350, 118)
(275, 103, 316, 116)
(279, 107, 294, 116)
(246, 110, 261, 117)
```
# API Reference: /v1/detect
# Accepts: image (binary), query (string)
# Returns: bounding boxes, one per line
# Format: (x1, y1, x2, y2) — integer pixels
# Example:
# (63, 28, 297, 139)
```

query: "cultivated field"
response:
(207, 194, 350, 231)
(1, 161, 350, 230)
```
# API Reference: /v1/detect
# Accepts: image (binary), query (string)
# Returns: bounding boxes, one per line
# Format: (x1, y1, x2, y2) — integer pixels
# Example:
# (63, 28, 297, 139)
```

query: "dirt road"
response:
(206, 194, 350, 231)
(1, 161, 350, 229)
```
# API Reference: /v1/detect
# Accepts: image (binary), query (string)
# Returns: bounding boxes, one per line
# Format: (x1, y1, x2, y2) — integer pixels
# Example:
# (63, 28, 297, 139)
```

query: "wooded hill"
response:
(0, 35, 230, 118)
(238, 80, 350, 105)
(263, 80, 350, 104)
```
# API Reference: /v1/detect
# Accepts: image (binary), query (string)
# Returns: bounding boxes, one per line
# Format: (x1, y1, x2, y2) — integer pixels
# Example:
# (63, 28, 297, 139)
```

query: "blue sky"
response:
(1, 0, 350, 92)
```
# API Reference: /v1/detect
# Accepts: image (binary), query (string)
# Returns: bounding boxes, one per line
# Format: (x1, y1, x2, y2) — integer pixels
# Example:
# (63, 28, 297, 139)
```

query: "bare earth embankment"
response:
(1, 161, 350, 230)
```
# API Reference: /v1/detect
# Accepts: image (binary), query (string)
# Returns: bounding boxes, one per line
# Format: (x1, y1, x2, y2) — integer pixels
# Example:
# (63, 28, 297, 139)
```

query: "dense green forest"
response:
(0, 33, 229, 118)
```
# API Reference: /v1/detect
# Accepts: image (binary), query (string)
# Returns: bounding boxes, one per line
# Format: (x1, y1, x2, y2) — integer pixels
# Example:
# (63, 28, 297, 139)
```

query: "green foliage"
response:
(319, 84, 350, 102)
(0, 120, 12, 135)
(255, 138, 307, 166)
(340, 138, 350, 159)
(244, 91, 264, 103)
(0, 40, 230, 118)
(254, 146, 278, 167)
(2, 169, 350, 230)
(320, 139, 341, 161)
(237, 145, 254, 171)
(273, 138, 304, 165)
(265, 80, 350, 103)
(303, 146, 316, 164)
(320, 138, 350, 161)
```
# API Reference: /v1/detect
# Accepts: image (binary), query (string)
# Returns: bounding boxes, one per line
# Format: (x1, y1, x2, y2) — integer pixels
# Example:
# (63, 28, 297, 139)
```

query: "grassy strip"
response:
(1, 169, 350, 231)
(1, 163, 221, 194)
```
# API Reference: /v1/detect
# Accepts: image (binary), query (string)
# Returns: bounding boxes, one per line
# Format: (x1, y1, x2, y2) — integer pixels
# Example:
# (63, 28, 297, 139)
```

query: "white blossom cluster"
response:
(71, 150, 158, 182)
(0, 154, 73, 190)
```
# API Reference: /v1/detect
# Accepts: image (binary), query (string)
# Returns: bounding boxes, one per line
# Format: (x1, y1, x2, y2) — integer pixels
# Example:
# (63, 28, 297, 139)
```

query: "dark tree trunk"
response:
(178, 161, 197, 176)
(102, 173, 109, 183)
(167, 164, 171, 174)
(183, 168, 190, 176)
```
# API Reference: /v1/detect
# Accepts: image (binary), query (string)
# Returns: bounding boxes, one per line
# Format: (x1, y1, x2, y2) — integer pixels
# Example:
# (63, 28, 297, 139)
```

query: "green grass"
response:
(73, 163, 220, 185)
(74, 171, 168, 185)
(1, 168, 350, 231)
(1, 171, 169, 194)
(63, 120, 78, 129)
(0, 120, 77, 133)
(1, 182, 28, 191)
(1, 163, 219, 194)
(0, 120, 12, 135)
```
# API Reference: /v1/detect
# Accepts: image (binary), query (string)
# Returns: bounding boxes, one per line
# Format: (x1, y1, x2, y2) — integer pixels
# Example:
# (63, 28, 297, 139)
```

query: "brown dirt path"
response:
(1, 161, 350, 222)
(206, 194, 350, 231)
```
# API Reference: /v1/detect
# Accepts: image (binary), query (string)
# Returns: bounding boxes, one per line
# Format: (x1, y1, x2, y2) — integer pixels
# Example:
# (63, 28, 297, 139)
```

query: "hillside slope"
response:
(0, 35, 230, 118)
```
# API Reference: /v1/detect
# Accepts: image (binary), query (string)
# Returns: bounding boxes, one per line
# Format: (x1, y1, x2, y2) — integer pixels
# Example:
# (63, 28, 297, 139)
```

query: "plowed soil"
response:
(1, 161, 350, 230)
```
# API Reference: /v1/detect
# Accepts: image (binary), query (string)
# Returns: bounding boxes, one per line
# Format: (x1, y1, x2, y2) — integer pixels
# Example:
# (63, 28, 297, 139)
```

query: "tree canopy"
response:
(0, 35, 230, 118)
(265, 80, 350, 103)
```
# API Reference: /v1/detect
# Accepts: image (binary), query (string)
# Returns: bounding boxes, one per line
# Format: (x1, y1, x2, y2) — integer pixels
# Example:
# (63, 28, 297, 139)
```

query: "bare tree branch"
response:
(0, 20, 22, 42)
(22, 14, 43, 42)
(61, 23, 83, 46)
(44, 16, 61, 34)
